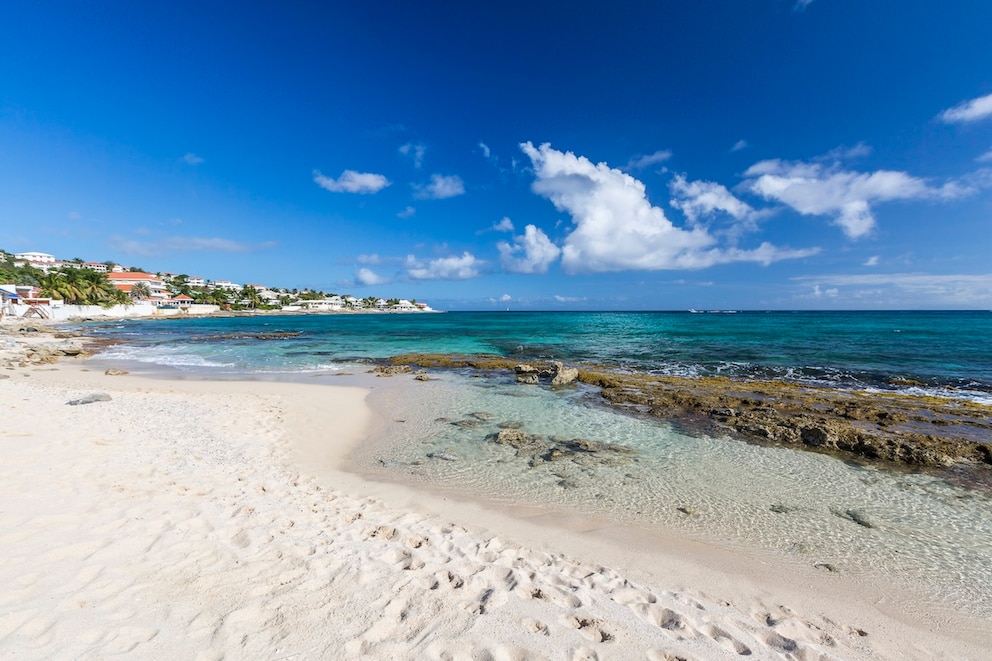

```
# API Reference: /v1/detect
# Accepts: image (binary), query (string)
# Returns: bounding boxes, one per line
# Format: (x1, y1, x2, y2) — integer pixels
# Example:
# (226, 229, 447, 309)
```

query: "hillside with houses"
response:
(0, 249, 435, 320)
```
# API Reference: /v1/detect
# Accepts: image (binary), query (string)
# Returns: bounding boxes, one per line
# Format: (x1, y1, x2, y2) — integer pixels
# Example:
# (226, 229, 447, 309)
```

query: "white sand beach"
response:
(2, 353, 990, 659)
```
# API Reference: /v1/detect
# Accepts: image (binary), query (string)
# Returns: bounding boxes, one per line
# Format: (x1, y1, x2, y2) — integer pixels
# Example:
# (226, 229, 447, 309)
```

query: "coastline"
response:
(2, 337, 991, 657)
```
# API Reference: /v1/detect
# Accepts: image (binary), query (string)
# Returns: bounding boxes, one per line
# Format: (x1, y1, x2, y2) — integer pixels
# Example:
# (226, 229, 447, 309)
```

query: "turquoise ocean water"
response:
(86, 311, 992, 618)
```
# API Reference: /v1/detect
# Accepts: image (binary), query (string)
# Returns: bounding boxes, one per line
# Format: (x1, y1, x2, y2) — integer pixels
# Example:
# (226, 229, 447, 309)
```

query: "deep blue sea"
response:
(83, 310, 992, 618)
(87, 310, 992, 402)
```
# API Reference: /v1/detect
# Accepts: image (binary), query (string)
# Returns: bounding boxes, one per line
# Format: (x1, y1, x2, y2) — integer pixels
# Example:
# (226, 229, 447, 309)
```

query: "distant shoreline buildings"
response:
(2, 250, 436, 319)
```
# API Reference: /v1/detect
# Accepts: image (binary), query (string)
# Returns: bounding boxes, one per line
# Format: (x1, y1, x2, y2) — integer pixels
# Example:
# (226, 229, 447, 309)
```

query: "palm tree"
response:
(239, 285, 262, 309)
(130, 282, 152, 300)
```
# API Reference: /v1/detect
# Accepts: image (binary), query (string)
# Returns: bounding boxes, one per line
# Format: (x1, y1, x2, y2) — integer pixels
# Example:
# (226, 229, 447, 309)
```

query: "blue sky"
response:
(2, 1, 991, 310)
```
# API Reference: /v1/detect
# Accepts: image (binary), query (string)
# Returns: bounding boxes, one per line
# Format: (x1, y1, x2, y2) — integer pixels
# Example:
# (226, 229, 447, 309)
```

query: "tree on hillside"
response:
(239, 285, 262, 309)
(37, 268, 118, 305)
(130, 282, 152, 300)
(169, 274, 193, 297)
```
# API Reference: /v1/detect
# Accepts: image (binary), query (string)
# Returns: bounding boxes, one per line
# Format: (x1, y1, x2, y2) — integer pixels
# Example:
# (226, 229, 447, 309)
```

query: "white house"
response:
(299, 297, 344, 311)
(14, 252, 55, 264)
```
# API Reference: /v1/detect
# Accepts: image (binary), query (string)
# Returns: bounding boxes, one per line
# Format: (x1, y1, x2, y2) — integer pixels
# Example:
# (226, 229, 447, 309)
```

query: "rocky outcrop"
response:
(370, 365, 413, 376)
(389, 352, 992, 473)
(0, 323, 92, 368)
(515, 364, 539, 384)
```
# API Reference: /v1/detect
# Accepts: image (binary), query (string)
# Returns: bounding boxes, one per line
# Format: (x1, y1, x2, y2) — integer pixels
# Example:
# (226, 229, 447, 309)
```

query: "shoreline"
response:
(2, 338, 991, 656)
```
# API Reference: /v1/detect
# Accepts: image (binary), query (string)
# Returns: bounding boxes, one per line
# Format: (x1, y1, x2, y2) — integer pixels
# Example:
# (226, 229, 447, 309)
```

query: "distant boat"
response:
(688, 309, 702, 313)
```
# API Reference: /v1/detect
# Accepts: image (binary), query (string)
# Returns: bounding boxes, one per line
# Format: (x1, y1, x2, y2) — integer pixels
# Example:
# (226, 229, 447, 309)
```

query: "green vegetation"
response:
(37, 268, 121, 305)
(0, 250, 44, 286)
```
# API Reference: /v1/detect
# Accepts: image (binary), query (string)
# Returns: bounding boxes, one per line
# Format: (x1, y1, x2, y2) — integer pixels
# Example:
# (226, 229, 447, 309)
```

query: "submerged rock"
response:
(427, 451, 459, 461)
(831, 507, 875, 529)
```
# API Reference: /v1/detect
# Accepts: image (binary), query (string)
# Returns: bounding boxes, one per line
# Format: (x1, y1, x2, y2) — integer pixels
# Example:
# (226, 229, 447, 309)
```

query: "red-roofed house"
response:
(107, 272, 168, 300)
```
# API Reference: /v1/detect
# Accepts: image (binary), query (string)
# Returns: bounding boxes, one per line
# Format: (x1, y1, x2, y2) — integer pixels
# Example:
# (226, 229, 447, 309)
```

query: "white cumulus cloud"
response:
(497, 224, 561, 274)
(669, 174, 755, 225)
(492, 217, 515, 232)
(939, 93, 992, 124)
(414, 174, 465, 199)
(313, 169, 391, 194)
(355, 267, 387, 286)
(406, 252, 482, 280)
(520, 142, 816, 272)
(744, 158, 965, 239)
(976, 148, 992, 163)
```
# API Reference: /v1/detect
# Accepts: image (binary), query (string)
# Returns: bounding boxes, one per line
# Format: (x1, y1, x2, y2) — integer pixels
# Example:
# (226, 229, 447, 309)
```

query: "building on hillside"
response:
(107, 272, 168, 300)
(14, 252, 55, 264)
(211, 280, 241, 291)
(187, 276, 206, 287)
(85, 262, 108, 272)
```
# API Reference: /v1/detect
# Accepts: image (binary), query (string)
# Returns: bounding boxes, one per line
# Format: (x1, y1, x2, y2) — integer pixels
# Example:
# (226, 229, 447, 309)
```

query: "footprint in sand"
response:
(560, 614, 614, 643)
(521, 617, 549, 635)
(699, 623, 752, 655)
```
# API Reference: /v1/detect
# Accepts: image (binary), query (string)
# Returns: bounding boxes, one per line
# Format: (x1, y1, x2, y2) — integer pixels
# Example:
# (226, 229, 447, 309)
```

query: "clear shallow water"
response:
(85, 311, 992, 617)
(352, 371, 992, 619)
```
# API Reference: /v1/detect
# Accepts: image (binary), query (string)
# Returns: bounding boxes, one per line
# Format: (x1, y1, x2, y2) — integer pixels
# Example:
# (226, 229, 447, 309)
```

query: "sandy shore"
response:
(2, 357, 990, 659)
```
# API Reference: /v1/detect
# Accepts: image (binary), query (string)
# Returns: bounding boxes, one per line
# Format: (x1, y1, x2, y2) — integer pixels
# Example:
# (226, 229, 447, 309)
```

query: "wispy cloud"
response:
(397, 206, 416, 218)
(497, 224, 561, 274)
(183, 152, 204, 165)
(794, 0, 815, 11)
(624, 149, 672, 171)
(108, 235, 276, 257)
(399, 142, 426, 168)
(413, 174, 465, 199)
(864, 255, 880, 267)
(313, 169, 391, 194)
(821, 142, 872, 160)
(731, 139, 748, 152)
(939, 93, 992, 124)
(793, 272, 992, 306)
(479, 142, 491, 159)
(521, 142, 817, 273)
(405, 252, 482, 280)
(976, 148, 992, 163)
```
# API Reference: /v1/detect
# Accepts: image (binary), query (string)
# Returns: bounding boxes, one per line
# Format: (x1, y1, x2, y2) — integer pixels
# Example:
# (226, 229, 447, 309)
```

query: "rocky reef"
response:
(387, 353, 992, 471)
